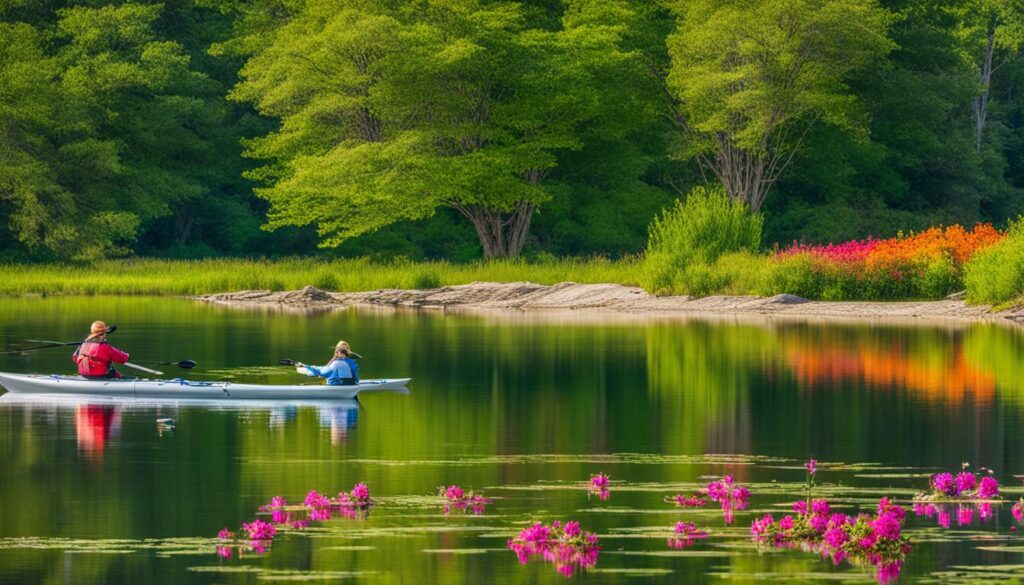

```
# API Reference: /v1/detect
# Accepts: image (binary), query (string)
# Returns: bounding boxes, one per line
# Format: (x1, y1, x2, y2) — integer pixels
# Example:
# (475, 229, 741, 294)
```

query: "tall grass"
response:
(0, 256, 642, 296)
(642, 185, 763, 295)
(964, 218, 1024, 306)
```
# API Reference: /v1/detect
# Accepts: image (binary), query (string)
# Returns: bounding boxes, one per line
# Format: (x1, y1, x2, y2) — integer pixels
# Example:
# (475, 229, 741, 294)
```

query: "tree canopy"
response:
(0, 0, 1023, 260)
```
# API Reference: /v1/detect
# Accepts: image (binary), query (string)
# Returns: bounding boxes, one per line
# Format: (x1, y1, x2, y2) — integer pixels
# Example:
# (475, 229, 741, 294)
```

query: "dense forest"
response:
(1, 0, 1023, 261)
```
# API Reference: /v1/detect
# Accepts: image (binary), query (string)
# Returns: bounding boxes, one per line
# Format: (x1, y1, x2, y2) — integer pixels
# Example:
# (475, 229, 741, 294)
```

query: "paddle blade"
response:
(279, 359, 296, 366)
(106, 325, 117, 334)
(177, 360, 197, 370)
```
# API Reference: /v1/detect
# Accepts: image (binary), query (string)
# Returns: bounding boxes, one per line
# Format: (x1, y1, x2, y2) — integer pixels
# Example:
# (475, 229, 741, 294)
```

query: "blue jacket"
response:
(305, 358, 357, 386)
(343, 357, 359, 383)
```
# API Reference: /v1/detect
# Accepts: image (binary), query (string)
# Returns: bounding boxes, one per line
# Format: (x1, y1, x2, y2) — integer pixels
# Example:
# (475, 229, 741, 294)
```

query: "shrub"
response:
(965, 218, 1024, 306)
(642, 185, 763, 295)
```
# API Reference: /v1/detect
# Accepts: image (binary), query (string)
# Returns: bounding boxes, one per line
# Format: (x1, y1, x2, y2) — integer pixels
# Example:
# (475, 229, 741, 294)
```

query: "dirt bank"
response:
(196, 282, 1024, 325)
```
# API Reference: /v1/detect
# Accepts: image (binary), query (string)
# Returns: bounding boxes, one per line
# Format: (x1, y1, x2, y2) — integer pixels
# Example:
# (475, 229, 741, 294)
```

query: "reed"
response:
(0, 256, 641, 296)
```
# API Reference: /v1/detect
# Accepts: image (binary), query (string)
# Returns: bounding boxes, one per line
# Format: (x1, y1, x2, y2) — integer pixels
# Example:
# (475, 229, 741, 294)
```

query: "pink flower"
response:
(823, 527, 848, 549)
(938, 510, 951, 528)
(216, 545, 232, 559)
(674, 494, 706, 507)
(872, 513, 901, 540)
(978, 476, 999, 498)
(1013, 500, 1024, 523)
(563, 521, 581, 538)
(304, 490, 330, 508)
(589, 473, 609, 490)
(242, 519, 277, 541)
(778, 515, 794, 530)
(674, 521, 696, 535)
(707, 481, 727, 503)
(811, 499, 830, 516)
(932, 473, 956, 496)
(955, 472, 977, 495)
(956, 506, 973, 525)
(827, 513, 849, 528)
(750, 514, 774, 541)
(445, 485, 464, 501)
(806, 459, 817, 477)
(792, 501, 808, 515)
(351, 482, 370, 502)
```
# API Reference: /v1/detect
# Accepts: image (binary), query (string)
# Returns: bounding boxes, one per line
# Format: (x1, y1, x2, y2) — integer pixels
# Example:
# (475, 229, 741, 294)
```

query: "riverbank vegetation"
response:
(0, 257, 640, 296)
(3, 0, 1024, 265)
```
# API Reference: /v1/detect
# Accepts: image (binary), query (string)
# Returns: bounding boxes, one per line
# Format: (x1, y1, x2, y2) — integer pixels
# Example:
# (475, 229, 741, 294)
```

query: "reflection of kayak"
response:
(0, 372, 410, 400)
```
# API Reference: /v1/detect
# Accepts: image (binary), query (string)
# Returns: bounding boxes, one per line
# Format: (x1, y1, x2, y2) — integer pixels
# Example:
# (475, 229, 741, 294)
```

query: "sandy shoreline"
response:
(195, 282, 1024, 326)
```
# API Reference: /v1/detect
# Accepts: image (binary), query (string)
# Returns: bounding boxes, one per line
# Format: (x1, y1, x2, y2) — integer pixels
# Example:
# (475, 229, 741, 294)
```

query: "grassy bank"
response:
(0, 257, 641, 296)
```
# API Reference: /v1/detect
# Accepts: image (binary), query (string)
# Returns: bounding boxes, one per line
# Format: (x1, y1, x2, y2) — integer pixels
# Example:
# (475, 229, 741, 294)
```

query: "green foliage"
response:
(642, 185, 763, 294)
(0, 256, 641, 296)
(964, 218, 1024, 305)
(664, 0, 894, 209)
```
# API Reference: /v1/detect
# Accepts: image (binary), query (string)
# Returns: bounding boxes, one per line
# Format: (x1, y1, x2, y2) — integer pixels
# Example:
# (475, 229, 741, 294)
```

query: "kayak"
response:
(0, 372, 411, 400)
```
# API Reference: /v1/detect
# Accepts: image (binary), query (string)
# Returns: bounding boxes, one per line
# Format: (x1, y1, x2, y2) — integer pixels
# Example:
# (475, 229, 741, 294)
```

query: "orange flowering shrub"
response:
(769, 224, 1005, 300)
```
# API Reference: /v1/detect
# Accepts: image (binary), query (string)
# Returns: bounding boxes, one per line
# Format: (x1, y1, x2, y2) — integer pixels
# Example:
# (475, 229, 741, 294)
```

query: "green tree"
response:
(665, 0, 894, 211)
(229, 0, 628, 257)
(952, 0, 1024, 152)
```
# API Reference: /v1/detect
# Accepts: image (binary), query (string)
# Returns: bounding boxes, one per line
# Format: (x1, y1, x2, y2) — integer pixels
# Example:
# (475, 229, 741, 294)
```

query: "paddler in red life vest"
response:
(73, 321, 129, 379)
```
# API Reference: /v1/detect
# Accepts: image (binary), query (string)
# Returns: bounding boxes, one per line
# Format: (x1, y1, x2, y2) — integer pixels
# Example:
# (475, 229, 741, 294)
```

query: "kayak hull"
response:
(0, 372, 410, 400)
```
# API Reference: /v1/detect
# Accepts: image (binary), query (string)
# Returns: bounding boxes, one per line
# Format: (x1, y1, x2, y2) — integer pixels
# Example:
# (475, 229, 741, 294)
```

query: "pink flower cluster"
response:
(507, 520, 600, 578)
(667, 521, 708, 550)
(1013, 499, 1024, 524)
(438, 485, 491, 515)
(751, 498, 910, 582)
(671, 494, 707, 508)
(215, 483, 372, 560)
(706, 475, 750, 524)
(779, 238, 878, 262)
(589, 473, 610, 501)
(927, 470, 999, 499)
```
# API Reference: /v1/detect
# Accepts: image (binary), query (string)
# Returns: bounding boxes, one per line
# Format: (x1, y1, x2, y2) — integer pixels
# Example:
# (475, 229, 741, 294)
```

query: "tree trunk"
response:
(703, 134, 772, 211)
(453, 200, 535, 258)
(973, 20, 997, 153)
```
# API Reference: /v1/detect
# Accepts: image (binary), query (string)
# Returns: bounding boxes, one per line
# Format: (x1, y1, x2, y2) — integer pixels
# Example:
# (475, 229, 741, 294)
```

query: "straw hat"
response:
(90, 321, 107, 335)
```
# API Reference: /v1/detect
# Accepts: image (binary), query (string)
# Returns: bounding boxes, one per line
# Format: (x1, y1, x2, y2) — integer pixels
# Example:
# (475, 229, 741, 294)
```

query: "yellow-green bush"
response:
(642, 185, 763, 295)
(965, 218, 1024, 306)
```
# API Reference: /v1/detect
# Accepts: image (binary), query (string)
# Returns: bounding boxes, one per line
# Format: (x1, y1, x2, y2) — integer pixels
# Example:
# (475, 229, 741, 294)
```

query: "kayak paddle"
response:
(5, 325, 120, 354)
(123, 362, 163, 376)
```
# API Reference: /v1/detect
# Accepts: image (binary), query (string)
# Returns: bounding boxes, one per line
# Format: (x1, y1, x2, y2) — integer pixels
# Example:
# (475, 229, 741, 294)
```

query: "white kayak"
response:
(0, 372, 411, 400)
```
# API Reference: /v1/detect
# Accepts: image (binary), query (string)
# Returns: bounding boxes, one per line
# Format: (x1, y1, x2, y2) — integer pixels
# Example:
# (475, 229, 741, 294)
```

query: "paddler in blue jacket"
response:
(296, 340, 359, 386)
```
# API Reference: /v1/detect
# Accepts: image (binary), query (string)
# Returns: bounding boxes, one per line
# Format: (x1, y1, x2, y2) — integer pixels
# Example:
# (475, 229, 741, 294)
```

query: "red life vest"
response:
(74, 340, 128, 377)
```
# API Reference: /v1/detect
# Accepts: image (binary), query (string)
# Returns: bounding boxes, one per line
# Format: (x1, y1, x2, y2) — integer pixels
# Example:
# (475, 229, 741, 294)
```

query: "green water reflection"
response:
(0, 297, 1023, 584)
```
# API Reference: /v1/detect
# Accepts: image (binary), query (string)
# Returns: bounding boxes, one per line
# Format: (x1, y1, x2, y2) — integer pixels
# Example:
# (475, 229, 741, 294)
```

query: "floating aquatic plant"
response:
(438, 485, 491, 514)
(917, 464, 999, 501)
(666, 521, 708, 550)
(668, 494, 707, 508)
(216, 484, 373, 560)
(751, 497, 911, 583)
(507, 521, 599, 577)
(589, 473, 610, 501)
(706, 475, 750, 525)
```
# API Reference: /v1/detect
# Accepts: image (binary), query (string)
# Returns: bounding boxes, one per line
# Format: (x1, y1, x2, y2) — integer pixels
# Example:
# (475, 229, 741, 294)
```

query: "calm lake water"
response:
(0, 296, 1023, 584)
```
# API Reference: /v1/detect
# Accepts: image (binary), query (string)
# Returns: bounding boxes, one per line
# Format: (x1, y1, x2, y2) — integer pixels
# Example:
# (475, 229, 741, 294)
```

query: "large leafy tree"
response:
(229, 0, 620, 257)
(665, 0, 894, 211)
(0, 2, 230, 260)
